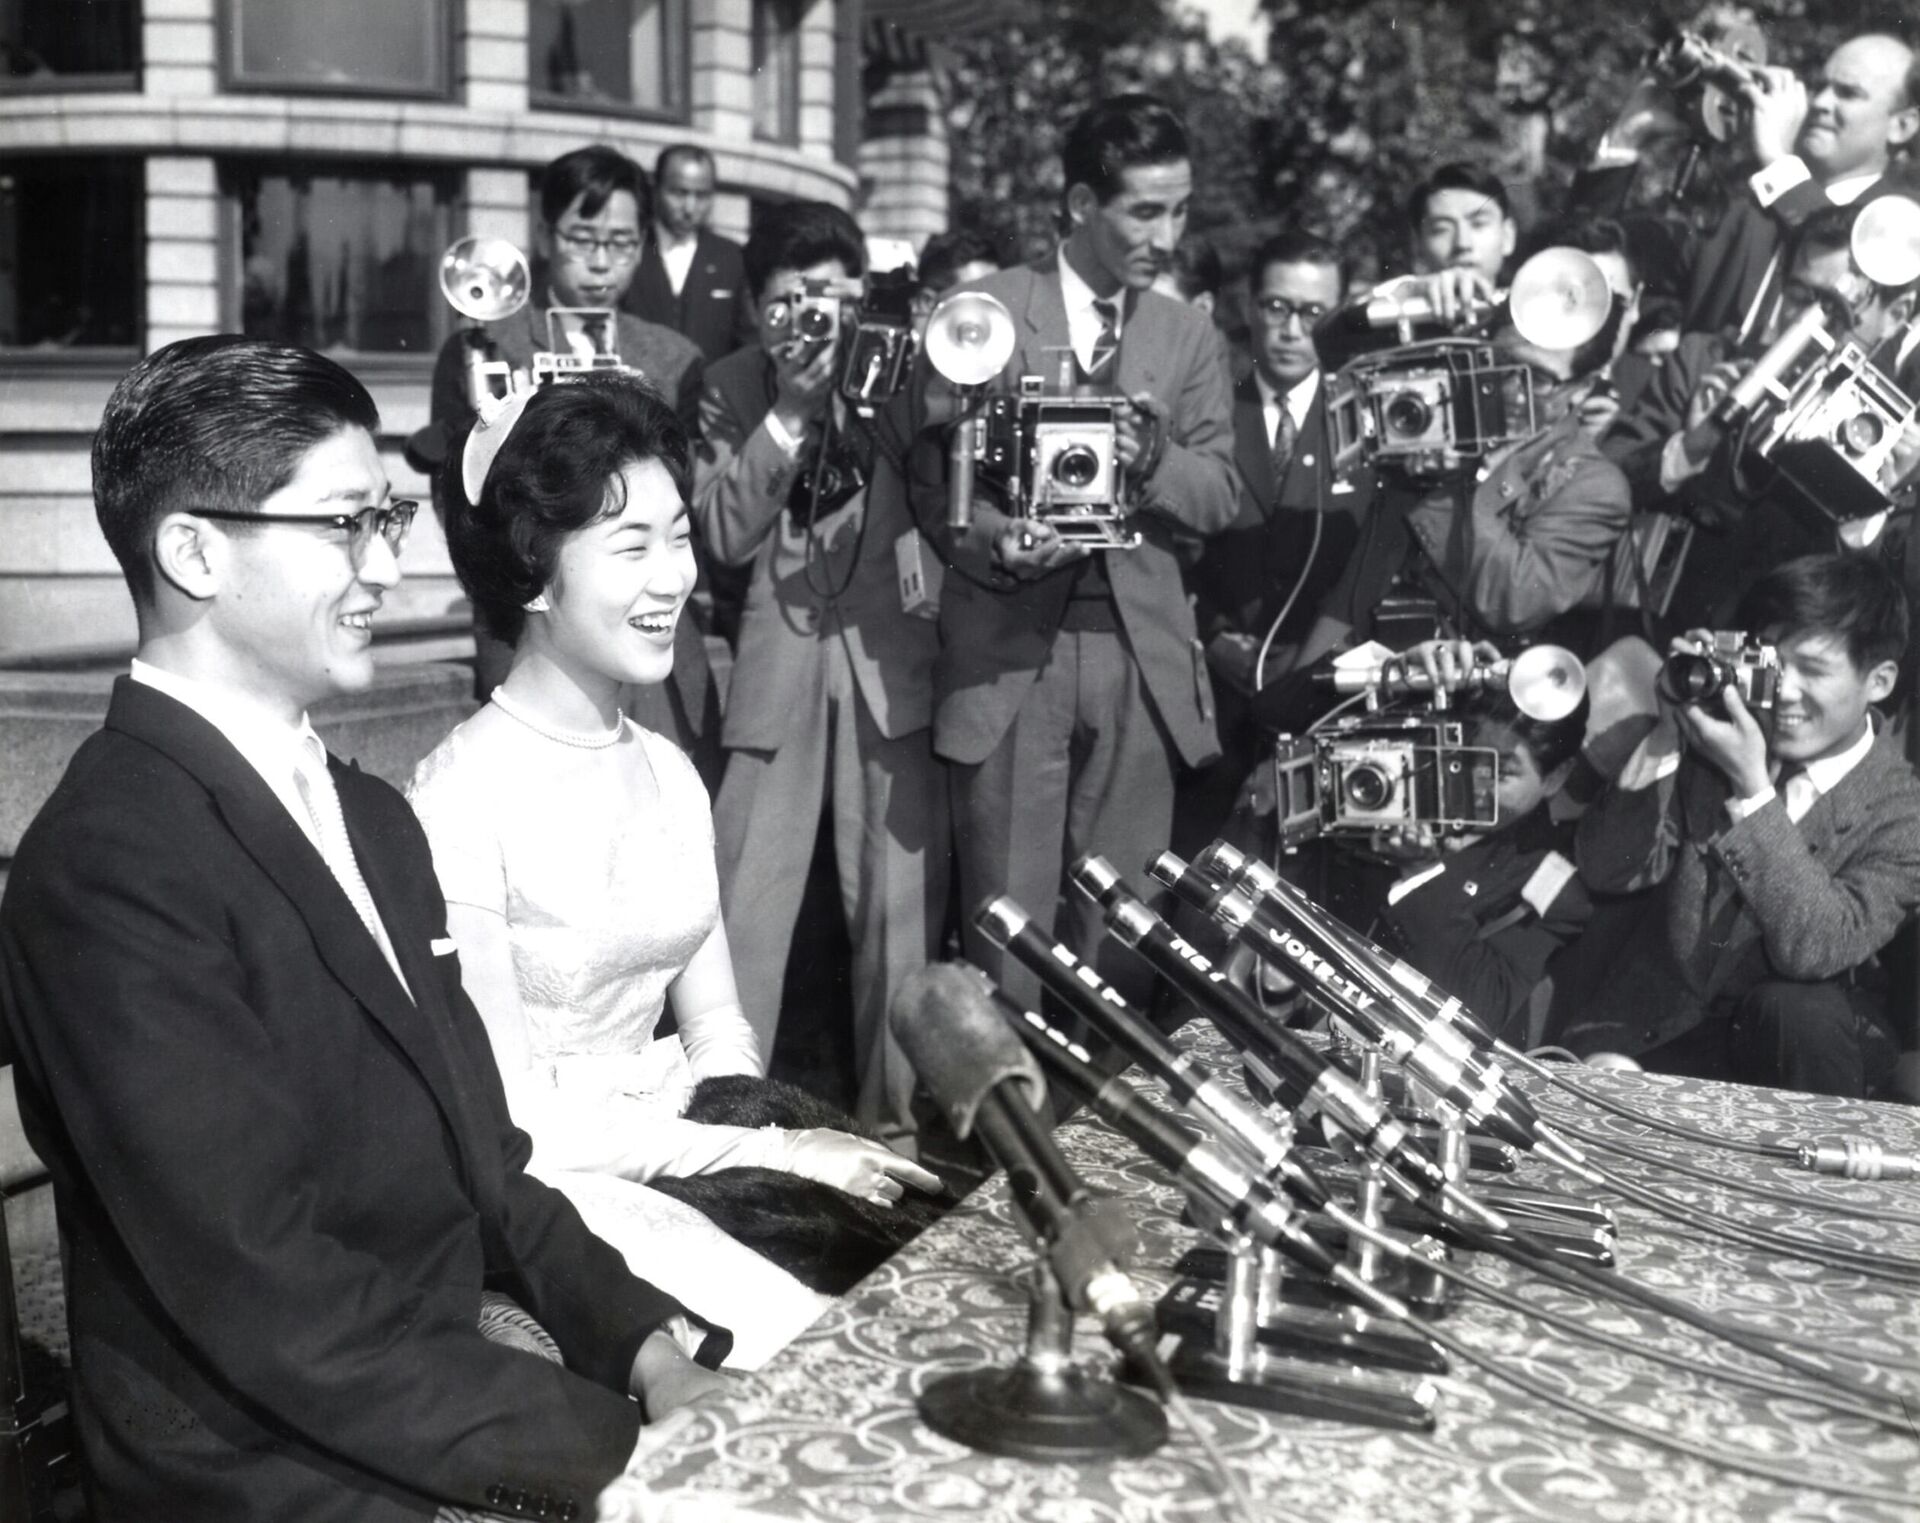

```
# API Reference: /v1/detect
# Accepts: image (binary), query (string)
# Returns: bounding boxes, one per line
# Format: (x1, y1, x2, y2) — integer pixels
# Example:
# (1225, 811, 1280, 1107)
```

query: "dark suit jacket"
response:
(0, 681, 710, 1522)
(693, 346, 938, 749)
(1573, 720, 1920, 1052)
(1189, 372, 1372, 657)
(920, 256, 1240, 769)
(623, 228, 757, 365)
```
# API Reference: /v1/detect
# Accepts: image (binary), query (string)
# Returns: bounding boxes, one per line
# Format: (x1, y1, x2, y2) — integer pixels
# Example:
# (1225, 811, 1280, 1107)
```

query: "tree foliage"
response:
(939, 0, 1915, 288)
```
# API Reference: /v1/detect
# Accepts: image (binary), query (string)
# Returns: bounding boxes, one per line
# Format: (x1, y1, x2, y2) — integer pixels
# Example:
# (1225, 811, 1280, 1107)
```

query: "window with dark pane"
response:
(224, 0, 449, 97)
(0, 0, 138, 91)
(229, 163, 455, 355)
(751, 0, 801, 145)
(0, 156, 140, 349)
(529, 0, 687, 118)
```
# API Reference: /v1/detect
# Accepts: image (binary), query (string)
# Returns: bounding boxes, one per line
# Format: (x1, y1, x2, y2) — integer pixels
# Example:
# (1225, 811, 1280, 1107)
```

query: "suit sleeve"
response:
(1135, 322, 1239, 536)
(1707, 776, 1920, 980)
(0, 795, 662, 1511)
(1576, 748, 1686, 895)
(1462, 450, 1631, 632)
(690, 374, 797, 569)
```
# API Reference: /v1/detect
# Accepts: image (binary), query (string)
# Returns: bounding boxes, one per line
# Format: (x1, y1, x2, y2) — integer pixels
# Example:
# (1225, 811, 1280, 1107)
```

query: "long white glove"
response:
(761, 1128, 943, 1204)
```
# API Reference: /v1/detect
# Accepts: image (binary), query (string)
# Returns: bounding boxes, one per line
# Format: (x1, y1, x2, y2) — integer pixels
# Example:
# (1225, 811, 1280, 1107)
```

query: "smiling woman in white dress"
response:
(406, 376, 939, 1369)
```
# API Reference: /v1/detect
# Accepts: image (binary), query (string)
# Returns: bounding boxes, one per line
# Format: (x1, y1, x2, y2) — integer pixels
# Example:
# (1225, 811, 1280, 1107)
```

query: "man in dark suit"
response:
(1574, 553, 1920, 1096)
(919, 94, 1238, 1015)
(0, 336, 726, 1521)
(1175, 229, 1373, 853)
(623, 144, 757, 365)
(694, 202, 948, 1154)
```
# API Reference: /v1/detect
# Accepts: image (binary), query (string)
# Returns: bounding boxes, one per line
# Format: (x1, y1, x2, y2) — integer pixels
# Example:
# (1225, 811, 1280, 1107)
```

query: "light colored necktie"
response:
(1776, 760, 1817, 823)
(1270, 404, 1298, 484)
(293, 733, 412, 998)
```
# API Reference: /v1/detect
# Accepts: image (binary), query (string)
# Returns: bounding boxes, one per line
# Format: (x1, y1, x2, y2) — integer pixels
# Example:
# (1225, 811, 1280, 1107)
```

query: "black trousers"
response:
(1643, 979, 1899, 1099)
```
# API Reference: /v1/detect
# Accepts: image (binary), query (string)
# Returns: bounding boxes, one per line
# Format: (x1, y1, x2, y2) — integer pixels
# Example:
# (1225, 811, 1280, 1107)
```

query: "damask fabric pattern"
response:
(604, 1045, 1920, 1523)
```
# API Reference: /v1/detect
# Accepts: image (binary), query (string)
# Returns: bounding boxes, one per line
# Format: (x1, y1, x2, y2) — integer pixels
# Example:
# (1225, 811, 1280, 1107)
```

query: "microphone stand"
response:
(916, 1256, 1168, 1461)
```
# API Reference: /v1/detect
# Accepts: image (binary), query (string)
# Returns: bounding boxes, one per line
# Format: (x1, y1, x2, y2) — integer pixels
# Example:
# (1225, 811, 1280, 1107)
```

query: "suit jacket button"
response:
(487, 1485, 506, 1506)
(559, 1504, 580, 1522)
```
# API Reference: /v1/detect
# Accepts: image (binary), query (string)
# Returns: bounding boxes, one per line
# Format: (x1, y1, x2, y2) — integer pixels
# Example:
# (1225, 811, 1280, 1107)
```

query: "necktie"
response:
(1270, 404, 1298, 484)
(294, 733, 413, 998)
(1088, 297, 1119, 381)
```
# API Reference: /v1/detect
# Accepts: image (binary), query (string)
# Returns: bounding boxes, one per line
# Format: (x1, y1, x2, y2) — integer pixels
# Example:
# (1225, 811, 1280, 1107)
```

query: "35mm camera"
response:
(1657, 633, 1780, 713)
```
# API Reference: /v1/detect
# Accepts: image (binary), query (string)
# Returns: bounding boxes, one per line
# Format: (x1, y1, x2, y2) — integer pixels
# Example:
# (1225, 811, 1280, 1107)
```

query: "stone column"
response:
(463, 0, 530, 114)
(144, 157, 221, 354)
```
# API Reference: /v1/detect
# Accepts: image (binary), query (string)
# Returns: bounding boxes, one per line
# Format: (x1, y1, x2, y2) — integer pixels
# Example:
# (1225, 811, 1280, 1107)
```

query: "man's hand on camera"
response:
(1117, 391, 1167, 480)
(991, 516, 1088, 578)
(769, 339, 836, 440)
(1393, 638, 1503, 694)
(1412, 269, 1500, 325)
(1677, 682, 1772, 799)
(1742, 65, 1808, 169)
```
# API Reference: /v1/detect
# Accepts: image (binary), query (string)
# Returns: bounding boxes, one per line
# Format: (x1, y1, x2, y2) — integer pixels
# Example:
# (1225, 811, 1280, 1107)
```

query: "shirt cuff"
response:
(1726, 784, 1776, 822)
(1750, 156, 1811, 208)
(1659, 430, 1708, 492)
(762, 409, 806, 457)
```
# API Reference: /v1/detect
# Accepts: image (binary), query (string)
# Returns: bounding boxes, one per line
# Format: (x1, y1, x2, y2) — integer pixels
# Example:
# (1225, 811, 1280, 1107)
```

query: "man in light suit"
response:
(624, 144, 757, 365)
(0, 336, 725, 1520)
(696, 202, 947, 1152)
(920, 94, 1238, 1017)
(1574, 553, 1920, 1096)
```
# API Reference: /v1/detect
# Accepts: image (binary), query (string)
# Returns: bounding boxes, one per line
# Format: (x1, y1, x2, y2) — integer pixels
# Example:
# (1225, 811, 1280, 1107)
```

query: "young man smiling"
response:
(1574, 553, 1920, 1096)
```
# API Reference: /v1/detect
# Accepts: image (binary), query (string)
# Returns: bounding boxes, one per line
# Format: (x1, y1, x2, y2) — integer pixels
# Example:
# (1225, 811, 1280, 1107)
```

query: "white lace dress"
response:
(407, 714, 831, 1370)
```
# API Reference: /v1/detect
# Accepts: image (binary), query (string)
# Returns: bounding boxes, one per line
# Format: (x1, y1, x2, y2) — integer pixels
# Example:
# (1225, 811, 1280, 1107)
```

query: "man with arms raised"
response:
(0, 336, 725, 1520)
(922, 94, 1237, 1017)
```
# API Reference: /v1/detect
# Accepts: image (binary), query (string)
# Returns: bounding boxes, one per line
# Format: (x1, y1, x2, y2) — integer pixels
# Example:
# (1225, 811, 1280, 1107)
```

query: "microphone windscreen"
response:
(890, 962, 1047, 1140)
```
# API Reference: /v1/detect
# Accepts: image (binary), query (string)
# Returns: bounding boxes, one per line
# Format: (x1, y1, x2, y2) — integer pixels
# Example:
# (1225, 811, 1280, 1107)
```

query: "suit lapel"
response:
(1233, 375, 1275, 511)
(1017, 257, 1071, 380)
(106, 680, 482, 1190)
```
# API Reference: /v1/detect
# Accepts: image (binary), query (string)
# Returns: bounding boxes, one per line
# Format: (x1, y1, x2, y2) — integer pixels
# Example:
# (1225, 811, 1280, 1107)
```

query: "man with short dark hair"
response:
(696, 201, 950, 1153)
(1408, 163, 1519, 285)
(1574, 552, 1920, 1096)
(918, 94, 1237, 1017)
(1, 335, 727, 1520)
(623, 143, 757, 363)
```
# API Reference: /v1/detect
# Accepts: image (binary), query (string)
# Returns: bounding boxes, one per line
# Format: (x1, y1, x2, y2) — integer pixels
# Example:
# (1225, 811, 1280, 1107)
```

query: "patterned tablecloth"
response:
(602, 1040, 1920, 1523)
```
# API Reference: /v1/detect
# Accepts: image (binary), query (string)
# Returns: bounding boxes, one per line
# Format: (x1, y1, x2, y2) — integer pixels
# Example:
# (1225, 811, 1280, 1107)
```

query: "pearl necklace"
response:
(489, 687, 625, 749)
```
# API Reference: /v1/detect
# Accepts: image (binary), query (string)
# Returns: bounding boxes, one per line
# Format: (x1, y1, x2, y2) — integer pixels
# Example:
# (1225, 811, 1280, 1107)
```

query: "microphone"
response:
(888, 964, 1164, 1376)
(971, 898, 1330, 1212)
(1067, 857, 1511, 1234)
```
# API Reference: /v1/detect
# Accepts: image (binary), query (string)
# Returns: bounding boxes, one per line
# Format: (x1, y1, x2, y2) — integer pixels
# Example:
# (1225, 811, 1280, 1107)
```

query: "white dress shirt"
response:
(1058, 253, 1123, 377)
(656, 227, 699, 297)
(1255, 368, 1320, 452)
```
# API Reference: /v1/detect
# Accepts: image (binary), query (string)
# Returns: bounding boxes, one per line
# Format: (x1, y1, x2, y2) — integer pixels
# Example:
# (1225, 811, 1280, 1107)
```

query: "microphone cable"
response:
(1164, 1391, 1256, 1523)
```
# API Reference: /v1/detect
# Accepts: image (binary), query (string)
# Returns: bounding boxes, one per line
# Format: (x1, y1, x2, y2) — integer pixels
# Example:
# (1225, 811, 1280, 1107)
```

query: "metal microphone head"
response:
(972, 895, 1028, 950)
(1068, 854, 1126, 908)
(889, 963, 1046, 1139)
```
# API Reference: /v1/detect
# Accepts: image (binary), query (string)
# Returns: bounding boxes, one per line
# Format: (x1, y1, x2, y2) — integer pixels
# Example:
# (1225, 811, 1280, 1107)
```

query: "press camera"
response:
(1657, 633, 1779, 714)
(1644, 21, 1767, 146)
(438, 237, 632, 411)
(1270, 645, 1585, 847)
(1325, 247, 1615, 480)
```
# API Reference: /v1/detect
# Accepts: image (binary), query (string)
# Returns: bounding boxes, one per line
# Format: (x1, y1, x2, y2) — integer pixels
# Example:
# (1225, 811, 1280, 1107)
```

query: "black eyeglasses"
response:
(187, 501, 418, 563)
(1254, 296, 1330, 330)
(552, 228, 643, 261)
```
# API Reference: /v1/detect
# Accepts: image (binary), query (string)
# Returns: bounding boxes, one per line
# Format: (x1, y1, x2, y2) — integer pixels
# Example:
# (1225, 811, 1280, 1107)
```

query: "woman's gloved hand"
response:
(773, 1129, 943, 1206)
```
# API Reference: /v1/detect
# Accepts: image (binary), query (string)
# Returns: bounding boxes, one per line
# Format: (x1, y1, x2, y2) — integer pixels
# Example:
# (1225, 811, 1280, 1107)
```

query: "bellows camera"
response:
(438, 236, 631, 409)
(1272, 716, 1499, 847)
(970, 382, 1138, 547)
(1657, 633, 1779, 714)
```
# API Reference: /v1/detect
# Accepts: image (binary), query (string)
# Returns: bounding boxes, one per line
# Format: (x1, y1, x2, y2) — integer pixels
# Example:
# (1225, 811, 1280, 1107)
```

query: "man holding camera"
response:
(695, 201, 946, 1152)
(1572, 553, 1920, 1097)
(921, 93, 1237, 1017)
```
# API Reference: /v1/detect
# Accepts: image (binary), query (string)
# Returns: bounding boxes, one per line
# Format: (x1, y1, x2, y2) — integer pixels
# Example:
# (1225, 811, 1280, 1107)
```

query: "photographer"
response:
(695, 201, 947, 1154)
(917, 93, 1238, 1020)
(1367, 644, 1595, 1046)
(1587, 30, 1919, 339)
(1572, 553, 1920, 1097)
(1604, 202, 1920, 627)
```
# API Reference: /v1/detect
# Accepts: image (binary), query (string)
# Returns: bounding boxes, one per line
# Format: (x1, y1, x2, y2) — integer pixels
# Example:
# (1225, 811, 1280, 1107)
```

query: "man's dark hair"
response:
(1163, 232, 1223, 303)
(92, 335, 380, 605)
(1248, 228, 1350, 296)
(1405, 162, 1512, 234)
(1061, 93, 1189, 205)
(916, 227, 1002, 295)
(540, 144, 648, 228)
(448, 374, 692, 647)
(654, 142, 714, 185)
(742, 200, 866, 300)
(1469, 689, 1590, 779)
(1737, 551, 1910, 674)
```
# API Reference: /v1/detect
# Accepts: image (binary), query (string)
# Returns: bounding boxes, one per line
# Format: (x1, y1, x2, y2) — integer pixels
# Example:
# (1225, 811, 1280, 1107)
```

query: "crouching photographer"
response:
(1571, 552, 1920, 1096)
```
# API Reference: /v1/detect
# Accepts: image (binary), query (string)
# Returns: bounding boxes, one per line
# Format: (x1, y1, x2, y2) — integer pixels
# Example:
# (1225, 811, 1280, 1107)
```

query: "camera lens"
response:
(1052, 444, 1101, 489)
(1383, 393, 1432, 438)
(1839, 412, 1885, 455)
(797, 305, 835, 340)
(1343, 763, 1394, 812)
(1658, 652, 1725, 705)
